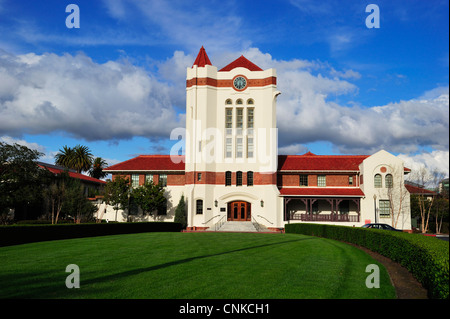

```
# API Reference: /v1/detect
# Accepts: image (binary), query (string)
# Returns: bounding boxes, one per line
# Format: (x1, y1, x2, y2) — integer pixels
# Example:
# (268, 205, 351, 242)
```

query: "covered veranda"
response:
(279, 188, 365, 223)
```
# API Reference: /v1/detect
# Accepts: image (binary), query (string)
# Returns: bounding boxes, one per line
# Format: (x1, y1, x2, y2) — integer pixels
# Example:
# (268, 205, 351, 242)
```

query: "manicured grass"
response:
(0, 232, 395, 299)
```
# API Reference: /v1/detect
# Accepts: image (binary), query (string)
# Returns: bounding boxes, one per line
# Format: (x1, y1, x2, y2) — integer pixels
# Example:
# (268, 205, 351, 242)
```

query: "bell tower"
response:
(185, 47, 281, 229)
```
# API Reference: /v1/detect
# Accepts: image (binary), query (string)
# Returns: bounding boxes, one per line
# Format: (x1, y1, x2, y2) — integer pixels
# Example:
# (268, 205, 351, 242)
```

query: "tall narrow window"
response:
(247, 171, 253, 186)
(385, 174, 393, 188)
(247, 108, 254, 131)
(247, 137, 254, 158)
(196, 200, 203, 215)
(225, 138, 232, 158)
(159, 174, 167, 187)
(131, 174, 139, 188)
(374, 174, 382, 188)
(225, 171, 232, 186)
(236, 108, 243, 135)
(236, 138, 243, 158)
(236, 171, 243, 186)
(225, 108, 233, 136)
(317, 175, 326, 187)
(300, 174, 308, 186)
(349, 176, 354, 186)
(379, 200, 390, 217)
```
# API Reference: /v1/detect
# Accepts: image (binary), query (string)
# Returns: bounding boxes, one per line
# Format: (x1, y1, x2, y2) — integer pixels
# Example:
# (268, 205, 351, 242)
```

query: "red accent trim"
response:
(186, 76, 276, 88)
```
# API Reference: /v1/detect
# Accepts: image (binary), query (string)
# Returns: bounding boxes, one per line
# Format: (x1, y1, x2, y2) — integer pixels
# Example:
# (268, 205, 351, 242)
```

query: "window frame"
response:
(247, 171, 254, 186)
(236, 171, 243, 186)
(196, 199, 203, 215)
(374, 174, 382, 188)
(317, 175, 326, 187)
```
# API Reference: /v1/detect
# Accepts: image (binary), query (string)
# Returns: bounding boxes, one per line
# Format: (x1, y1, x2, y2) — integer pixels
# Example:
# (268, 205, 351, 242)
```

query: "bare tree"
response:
(386, 165, 410, 229)
(407, 166, 443, 233)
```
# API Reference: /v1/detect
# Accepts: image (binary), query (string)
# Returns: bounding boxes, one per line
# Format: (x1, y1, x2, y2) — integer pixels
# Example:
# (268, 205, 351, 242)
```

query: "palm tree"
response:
(55, 145, 93, 174)
(55, 145, 75, 170)
(89, 157, 108, 179)
(72, 145, 93, 173)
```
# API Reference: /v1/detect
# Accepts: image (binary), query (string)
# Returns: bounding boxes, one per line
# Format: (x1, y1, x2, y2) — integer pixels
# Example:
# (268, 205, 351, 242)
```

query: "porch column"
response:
(284, 197, 292, 221)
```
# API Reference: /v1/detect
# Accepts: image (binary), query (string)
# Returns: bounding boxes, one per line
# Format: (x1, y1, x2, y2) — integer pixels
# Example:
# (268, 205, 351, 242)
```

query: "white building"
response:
(102, 47, 412, 231)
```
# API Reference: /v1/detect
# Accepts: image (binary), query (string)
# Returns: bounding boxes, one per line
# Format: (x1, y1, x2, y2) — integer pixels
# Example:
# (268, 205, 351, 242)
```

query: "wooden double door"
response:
(227, 201, 251, 221)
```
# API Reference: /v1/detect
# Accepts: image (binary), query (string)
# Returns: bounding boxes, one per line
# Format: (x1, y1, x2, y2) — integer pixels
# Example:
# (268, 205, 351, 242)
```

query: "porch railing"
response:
(291, 213, 359, 222)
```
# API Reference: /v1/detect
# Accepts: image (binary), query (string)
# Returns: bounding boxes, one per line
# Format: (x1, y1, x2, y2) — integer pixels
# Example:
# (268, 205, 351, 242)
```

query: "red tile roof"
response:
(219, 55, 263, 72)
(279, 187, 365, 197)
(192, 46, 212, 68)
(405, 184, 437, 195)
(38, 163, 106, 184)
(278, 154, 369, 171)
(104, 155, 185, 172)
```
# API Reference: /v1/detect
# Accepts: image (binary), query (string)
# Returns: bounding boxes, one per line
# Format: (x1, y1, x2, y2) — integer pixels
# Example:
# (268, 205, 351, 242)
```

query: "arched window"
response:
(374, 174, 382, 188)
(225, 99, 232, 105)
(247, 99, 254, 105)
(236, 171, 243, 186)
(247, 171, 253, 186)
(236, 99, 243, 105)
(385, 174, 393, 188)
(225, 171, 232, 186)
(196, 199, 203, 215)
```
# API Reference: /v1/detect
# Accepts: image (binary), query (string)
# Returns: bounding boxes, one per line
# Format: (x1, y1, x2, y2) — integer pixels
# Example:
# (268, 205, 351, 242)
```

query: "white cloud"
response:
(0, 50, 183, 141)
(398, 150, 449, 177)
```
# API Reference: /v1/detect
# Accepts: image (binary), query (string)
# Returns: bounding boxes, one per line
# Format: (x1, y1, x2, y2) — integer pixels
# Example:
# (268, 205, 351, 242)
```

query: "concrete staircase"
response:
(215, 221, 258, 232)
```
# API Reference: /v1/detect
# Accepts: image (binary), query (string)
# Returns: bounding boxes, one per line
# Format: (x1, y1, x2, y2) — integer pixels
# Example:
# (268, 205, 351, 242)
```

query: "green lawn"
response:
(0, 232, 396, 299)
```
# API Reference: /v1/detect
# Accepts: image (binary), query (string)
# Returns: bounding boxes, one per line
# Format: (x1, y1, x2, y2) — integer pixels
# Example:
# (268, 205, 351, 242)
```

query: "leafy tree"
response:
(89, 157, 108, 179)
(132, 181, 167, 216)
(43, 172, 69, 224)
(174, 195, 187, 229)
(0, 142, 51, 219)
(62, 179, 97, 223)
(103, 176, 131, 222)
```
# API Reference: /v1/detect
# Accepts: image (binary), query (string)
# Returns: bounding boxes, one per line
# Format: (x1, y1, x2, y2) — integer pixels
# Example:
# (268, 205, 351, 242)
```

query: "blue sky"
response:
(0, 0, 448, 176)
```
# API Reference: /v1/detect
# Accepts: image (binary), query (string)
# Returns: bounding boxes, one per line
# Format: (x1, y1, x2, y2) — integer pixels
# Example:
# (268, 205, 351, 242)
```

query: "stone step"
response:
(216, 221, 258, 232)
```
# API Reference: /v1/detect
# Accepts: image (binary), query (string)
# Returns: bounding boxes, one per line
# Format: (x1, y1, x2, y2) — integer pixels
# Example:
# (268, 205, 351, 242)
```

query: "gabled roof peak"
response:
(219, 55, 263, 72)
(302, 151, 316, 156)
(192, 46, 212, 68)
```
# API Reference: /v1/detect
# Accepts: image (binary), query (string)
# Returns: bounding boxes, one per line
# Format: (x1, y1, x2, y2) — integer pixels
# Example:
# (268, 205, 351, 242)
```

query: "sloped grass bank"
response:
(0, 232, 395, 299)
(285, 223, 449, 299)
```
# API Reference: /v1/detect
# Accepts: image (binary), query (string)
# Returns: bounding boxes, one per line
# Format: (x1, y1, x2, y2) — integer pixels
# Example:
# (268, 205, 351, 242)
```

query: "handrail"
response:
(251, 216, 263, 232)
(256, 214, 274, 225)
(213, 215, 227, 231)
(202, 214, 222, 225)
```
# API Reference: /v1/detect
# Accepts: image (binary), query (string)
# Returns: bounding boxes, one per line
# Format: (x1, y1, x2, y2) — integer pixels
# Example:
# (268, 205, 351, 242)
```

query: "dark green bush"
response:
(0, 222, 182, 247)
(285, 223, 449, 299)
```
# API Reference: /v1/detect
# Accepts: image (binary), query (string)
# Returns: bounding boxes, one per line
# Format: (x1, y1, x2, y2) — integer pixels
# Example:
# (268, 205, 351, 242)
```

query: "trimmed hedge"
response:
(285, 223, 449, 299)
(0, 222, 183, 247)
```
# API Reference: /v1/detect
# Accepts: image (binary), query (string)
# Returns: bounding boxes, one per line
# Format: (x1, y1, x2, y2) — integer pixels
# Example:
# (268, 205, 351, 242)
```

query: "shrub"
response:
(0, 222, 183, 247)
(285, 223, 449, 299)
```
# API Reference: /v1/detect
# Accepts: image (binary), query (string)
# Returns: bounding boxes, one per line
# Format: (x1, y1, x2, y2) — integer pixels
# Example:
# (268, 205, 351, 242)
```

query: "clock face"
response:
(233, 76, 247, 90)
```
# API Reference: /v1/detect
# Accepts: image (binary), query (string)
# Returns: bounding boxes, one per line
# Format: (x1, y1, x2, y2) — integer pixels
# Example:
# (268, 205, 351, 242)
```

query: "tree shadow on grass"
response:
(83, 237, 316, 287)
(1, 236, 316, 298)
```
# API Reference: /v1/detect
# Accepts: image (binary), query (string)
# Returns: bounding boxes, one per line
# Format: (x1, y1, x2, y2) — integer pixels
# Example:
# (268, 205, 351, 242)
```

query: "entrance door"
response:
(227, 201, 251, 221)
